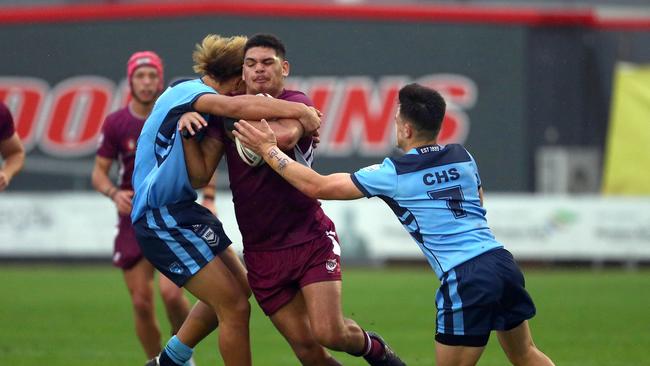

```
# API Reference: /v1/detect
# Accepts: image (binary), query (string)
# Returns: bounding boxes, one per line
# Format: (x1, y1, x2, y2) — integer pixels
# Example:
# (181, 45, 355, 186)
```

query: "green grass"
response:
(1, 265, 649, 365)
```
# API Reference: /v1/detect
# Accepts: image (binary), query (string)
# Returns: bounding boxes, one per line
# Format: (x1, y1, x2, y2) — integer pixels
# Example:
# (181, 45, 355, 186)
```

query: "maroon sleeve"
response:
(281, 91, 316, 152)
(283, 91, 315, 108)
(96, 114, 119, 159)
(0, 102, 16, 141)
(205, 115, 227, 142)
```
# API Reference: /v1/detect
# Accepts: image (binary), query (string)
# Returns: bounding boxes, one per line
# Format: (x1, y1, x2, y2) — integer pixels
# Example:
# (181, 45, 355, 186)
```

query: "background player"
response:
(91, 51, 197, 364)
(131, 34, 321, 366)
(175, 33, 404, 366)
(234, 83, 556, 366)
(0, 101, 25, 191)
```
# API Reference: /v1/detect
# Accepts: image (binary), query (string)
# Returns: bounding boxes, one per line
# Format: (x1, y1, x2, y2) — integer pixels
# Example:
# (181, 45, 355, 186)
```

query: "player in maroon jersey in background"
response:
(91, 51, 196, 364)
(174, 34, 405, 366)
(0, 101, 25, 192)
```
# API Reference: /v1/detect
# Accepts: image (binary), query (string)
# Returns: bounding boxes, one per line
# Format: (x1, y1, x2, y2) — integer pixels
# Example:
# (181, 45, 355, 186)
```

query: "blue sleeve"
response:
(467, 150, 482, 188)
(166, 79, 216, 111)
(351, 158, 397, 198)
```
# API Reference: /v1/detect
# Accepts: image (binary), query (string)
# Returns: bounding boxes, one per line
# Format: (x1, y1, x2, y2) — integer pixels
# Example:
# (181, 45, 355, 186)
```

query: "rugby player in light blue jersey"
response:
(132, 35, 320, 366)
(233, 83, 555, 366)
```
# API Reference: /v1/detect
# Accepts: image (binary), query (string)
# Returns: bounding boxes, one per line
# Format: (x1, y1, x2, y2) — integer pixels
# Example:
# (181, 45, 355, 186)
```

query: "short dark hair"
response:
(244, 33, 286, 59)
(398, 83, 446, 137)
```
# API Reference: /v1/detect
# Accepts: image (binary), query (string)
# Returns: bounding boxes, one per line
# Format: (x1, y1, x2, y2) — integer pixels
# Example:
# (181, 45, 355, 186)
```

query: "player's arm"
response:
(243, 118, 304, 151)
(0, 133, 25, 191)
(193, 93, 320, 134)
(184, 136, 224, 189)
(91, 156, 133, 215)
(478, 187, 484, 207)
(233, 119, 364, 200)
(178, 112, 224, 189)
(201, 172, 217, 215)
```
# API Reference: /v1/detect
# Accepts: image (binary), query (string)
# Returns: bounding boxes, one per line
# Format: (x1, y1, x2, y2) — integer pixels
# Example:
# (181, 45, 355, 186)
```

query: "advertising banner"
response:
(0, 10, 527, 191)
(2, 193, 649, 262)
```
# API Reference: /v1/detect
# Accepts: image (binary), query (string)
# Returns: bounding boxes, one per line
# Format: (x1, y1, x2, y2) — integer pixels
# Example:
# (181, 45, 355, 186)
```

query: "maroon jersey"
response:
(0, 102, 16, 141)
(208, 90, 331, 251)
(96, 107, 145, 191)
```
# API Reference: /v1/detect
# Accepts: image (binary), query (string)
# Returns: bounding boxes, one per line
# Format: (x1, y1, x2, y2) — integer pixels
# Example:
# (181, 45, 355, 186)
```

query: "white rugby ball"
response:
(235, 136, 264, 167)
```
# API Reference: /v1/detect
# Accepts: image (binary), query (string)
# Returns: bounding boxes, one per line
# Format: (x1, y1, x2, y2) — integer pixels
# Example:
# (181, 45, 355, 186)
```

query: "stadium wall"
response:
(1, 1, 649, 193)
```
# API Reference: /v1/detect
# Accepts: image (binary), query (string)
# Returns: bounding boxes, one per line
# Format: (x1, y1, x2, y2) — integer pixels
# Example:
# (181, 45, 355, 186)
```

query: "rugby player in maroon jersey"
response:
(91, 51, 197, 364)
(175, 34, 404, 366)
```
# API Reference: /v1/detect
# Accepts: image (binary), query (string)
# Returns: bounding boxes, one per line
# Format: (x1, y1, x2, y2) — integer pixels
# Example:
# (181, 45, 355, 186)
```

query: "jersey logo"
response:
(127, 138, 136, 152)
(326, 258, 338, 272)
(201, 227, 219, 247)
(192, 224, 220, 247)
(169, 262, 184, 275)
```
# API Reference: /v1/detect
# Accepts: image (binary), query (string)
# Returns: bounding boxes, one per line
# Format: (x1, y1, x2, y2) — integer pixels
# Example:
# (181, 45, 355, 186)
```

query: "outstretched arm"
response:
(233, 119, 363, 201)
(242, 118, 304, 151)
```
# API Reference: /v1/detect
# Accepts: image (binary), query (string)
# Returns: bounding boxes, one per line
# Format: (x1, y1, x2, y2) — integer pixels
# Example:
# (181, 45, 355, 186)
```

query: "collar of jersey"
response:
(407, 144, 442, 155)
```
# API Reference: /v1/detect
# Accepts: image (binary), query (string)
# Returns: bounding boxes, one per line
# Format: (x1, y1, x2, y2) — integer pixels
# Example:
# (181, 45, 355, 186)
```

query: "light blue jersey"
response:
(351, 144, 503, 279)
(131, 79, 215, 223)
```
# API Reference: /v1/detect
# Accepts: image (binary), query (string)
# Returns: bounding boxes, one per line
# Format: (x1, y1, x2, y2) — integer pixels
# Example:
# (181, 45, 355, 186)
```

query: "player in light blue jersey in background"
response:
(233, 83, 555, 366)
(132, 34, 321, 366)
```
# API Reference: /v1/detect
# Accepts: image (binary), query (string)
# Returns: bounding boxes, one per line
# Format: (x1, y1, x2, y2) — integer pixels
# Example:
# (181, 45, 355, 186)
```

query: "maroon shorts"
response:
(244, 226, 343, 316)
(113, 215, 144, 270)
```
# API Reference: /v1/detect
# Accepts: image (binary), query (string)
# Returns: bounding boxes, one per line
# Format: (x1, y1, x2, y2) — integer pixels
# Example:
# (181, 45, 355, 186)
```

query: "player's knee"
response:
(131, 293, 155, 318)
(159, 285, 184, 305)
(313, 324, 346, 350)
(505, 343, 540, 365)
(220, 296, 251, 324)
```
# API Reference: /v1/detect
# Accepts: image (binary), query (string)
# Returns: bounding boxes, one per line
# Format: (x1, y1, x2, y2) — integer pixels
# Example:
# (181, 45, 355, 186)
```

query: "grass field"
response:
(1, 265, 649, 366)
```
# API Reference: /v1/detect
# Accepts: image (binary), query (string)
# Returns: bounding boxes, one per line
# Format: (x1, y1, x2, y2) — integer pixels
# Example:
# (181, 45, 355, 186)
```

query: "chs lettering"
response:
(423, 168, 460, 185)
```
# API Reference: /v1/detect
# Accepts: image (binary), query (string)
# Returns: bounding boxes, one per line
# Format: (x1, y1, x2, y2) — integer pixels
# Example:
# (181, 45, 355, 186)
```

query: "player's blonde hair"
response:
(192, 34, 247, 82)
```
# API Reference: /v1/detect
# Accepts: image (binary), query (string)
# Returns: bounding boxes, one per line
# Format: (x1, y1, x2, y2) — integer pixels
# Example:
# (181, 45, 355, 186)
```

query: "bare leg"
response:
(184, 255, 251, 366)
(165, 247, 248, 350)
(123, 259, 161, 358)
(435, 341, 485, 366)
(219, 247, 252, 298)
(269, 292, 341, 365)
(497, 321, 555, 366)
(158, 274, 191, 335)
(301, 281, 366, 354)
(176, 300, 218, 348)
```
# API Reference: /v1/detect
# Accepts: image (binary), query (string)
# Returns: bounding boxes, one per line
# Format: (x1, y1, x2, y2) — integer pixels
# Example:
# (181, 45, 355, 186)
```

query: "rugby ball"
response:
(235, 136, 264, 167)
(233, 92, 274, 167)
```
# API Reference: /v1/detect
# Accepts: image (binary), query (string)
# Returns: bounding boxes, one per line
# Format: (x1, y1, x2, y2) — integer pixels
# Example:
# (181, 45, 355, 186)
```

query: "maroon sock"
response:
(364, 335, 385, 361)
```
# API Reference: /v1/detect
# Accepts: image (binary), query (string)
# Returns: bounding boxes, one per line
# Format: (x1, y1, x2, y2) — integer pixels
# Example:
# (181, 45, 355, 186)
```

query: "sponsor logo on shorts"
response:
(113, 252, 121, 264)
(326, 258, 338, 272)
(191, 224, 220, 247)
(201, 227, 219, 246)
(169, 262, 184, 275)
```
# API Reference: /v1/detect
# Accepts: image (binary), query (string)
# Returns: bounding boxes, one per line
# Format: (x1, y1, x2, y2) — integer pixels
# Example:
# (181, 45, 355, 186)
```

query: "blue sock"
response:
(159, 336, 193, 366)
